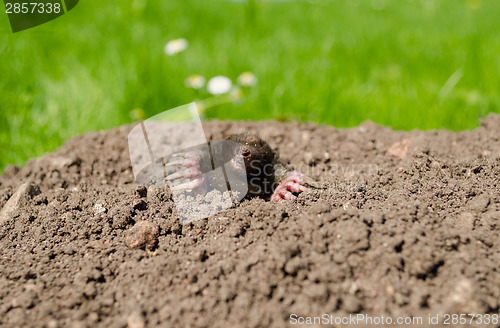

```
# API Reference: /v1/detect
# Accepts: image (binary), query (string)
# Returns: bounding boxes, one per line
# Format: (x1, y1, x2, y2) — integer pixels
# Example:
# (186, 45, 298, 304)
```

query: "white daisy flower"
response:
(196, 101, 206, 115)
(185, 74, 206, 89)
(130, 108, 144, 120)
(207, 76, 232, 95)
(230, 87, 243, 102)
(237, 72, 258, 86)
(164, 38, 188, 56)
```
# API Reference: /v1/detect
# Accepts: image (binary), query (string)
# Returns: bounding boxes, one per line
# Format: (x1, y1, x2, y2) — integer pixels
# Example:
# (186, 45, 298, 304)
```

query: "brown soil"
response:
(0, 115, 499, 328)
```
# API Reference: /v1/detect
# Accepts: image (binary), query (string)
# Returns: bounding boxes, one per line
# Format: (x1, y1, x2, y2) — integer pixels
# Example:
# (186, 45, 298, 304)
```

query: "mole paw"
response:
(271, 171, 315, 203)
(165, 151, 206, 194)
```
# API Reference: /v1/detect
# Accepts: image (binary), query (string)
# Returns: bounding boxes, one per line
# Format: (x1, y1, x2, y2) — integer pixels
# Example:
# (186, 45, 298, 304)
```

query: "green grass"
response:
(1, 0, 499, 172)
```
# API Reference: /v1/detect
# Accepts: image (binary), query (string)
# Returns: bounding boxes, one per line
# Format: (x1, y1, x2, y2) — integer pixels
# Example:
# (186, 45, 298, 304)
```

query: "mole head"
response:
(226, 133, 275, 176)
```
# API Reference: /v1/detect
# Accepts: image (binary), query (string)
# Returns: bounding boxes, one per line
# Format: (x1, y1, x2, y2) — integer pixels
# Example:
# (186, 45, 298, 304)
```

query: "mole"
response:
(166, 133, 317, 203)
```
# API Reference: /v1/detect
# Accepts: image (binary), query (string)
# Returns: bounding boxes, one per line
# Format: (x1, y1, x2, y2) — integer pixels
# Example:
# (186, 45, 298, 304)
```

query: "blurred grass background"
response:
(1, 0, 499, 172)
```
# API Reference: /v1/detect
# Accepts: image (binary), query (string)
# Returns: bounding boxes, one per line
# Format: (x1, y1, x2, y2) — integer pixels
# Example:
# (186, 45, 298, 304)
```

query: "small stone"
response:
(387, 138, 411, 159)
(11, 290, 37, 309)
(93, 203, 107, 214)
(284, 257, 306, 276)
(87, 312, 99, 324)
(112, 215, 132, 230)
(133, 199, 147, 211)
(0, 183, 41, 225)
(342, 294, 362, 313)
(127, 312, 145, 328)
(446, 278, 485, 313)
(455, 212, 475, 230)
(135, 186, 148, 198)
(229, 223, 245, 238)
(195, 249, 208, 262)
(408, 252, 444, 280)
(304, 283, 329, 302)
(308, 201, 332, 215)
(23, 283, 39, 292)
(467, 194, 490, 213)
(83, 283, 97, 299)
(3, 165, 20, 175)
(49, 156, 75, 169)
(283, 243, 301, 260)
(125, 220, 159, 250)
(47, 320, 59, 328)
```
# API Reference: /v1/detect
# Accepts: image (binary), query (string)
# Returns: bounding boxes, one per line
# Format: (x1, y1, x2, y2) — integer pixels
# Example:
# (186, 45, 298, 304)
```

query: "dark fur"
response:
(226, 133, 288, 198)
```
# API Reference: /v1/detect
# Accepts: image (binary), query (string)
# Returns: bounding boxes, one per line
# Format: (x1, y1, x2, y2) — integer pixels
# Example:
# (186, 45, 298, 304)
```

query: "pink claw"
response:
(170, 177, 205, 192)
(271, 171, 315, 203)
(167, 167, 203, 180)
(166, 151, 206, 194)
(166, 152, 202, 168)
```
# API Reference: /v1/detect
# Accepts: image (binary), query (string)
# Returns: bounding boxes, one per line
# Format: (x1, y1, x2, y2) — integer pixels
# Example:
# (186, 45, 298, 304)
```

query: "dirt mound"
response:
(1, 115, 499, 327)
